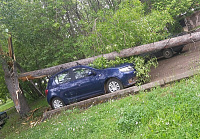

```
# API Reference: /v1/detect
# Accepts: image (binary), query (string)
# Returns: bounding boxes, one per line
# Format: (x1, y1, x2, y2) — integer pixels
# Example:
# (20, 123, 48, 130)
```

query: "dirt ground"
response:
(150, 41, 200, 82)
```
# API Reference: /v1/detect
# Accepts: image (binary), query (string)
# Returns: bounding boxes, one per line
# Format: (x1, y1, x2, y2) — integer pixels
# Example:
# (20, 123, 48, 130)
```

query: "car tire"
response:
(51, 97, 65, 109)
(163, 48, 173, 58)
(105, 78, 123, 93)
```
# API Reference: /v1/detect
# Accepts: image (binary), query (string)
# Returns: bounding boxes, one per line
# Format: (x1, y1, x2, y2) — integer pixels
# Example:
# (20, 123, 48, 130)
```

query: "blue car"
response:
(45, 63, 137, 109)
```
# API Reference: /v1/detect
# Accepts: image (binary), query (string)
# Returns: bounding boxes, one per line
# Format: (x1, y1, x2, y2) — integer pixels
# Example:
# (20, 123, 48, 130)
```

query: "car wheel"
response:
(51, 97, 65, 109)
(106, 78, 123, 93)
(163, 48, 173, 58)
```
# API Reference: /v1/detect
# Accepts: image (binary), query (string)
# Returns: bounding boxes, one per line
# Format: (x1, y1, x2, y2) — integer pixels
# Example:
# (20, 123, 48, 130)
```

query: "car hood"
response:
(107, 63, 134, 69)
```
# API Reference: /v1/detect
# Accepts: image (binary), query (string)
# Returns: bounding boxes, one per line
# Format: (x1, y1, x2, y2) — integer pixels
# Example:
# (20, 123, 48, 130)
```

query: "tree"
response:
(77, 0, 173, 57)
(0, 35, 30, 116)
(1, 60, 30, 116)
(0, 66, 8, 103)
(18, 31, 200, 80)
(141, 0, 200, 32)
(0, 0, 199, 115)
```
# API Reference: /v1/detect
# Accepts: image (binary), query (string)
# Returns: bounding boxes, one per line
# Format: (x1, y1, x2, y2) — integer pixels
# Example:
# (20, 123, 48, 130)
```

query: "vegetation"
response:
(0, 99, 14, 111)
(1, 74, 200, 138)
(0, 67, 8, 103)
(0, 0, 199, 137)
(91, 56, 158, 85)
(0, 97, 49, 137)
(0, 0, 199, 103)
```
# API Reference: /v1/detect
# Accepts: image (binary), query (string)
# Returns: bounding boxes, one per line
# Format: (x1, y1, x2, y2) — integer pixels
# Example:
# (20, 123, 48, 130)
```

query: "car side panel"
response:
(47, 81, 74, 105)
(103, 68, 136, 87)
(64, 74, 104, 103)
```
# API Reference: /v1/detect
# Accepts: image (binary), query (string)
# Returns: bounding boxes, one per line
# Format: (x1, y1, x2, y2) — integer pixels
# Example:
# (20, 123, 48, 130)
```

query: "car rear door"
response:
(52, 69, 74, 104)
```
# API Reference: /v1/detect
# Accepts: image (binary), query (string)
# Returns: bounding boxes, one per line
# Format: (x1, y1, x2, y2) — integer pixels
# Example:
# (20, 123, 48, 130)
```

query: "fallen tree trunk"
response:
(19, 31, 200, 81)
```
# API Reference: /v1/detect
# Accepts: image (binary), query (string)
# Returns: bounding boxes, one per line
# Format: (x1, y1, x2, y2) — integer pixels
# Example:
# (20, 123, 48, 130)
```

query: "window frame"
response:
(72, 67, 92, 80)
(53, 70, 72, 85)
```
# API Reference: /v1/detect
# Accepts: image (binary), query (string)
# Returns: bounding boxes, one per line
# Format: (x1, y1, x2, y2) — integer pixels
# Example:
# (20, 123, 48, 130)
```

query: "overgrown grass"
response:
(1, 75, 200, 138)
(0, 99, 14, 112)
(0, 97, 49, 138)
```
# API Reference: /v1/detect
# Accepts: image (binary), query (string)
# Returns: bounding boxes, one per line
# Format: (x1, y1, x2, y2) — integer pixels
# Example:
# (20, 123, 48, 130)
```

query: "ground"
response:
(150, 41, 200, 82)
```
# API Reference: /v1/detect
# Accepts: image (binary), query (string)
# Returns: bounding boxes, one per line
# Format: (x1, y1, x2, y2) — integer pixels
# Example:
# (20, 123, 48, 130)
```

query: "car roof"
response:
(51, 65, 96, 77)
(51, 63, 133, 78)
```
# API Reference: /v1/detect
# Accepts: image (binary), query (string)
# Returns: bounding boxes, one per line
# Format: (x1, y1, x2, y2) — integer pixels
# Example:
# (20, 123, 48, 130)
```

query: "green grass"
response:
(0, 99, 14, 112)
(0, 97, 50, 138)
(1, 75, 200, 139)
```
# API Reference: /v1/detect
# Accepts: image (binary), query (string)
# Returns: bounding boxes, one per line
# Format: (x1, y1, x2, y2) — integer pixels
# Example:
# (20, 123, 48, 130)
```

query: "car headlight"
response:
(119, 66, 134, 72)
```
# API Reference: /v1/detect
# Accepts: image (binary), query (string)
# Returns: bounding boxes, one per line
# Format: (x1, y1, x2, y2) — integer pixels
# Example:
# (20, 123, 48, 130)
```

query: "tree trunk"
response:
(19, 31, 200, 81)
(2, 59, 30, 117)
(0, 35, 30, 117)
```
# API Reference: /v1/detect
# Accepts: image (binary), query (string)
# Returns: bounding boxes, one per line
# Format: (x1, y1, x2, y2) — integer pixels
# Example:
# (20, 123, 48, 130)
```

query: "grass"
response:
(0, 97, 50, 138)
(0, 99, 14, 112)
(1, 75, 200, 139)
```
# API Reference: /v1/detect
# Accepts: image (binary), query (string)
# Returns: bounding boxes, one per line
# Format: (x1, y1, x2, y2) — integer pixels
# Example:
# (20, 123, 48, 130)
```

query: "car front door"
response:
(69, 67, 103, 101)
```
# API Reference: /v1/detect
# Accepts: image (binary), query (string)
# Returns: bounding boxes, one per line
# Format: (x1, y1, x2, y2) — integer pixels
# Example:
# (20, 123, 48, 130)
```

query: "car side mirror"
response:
(88, 71, 96, 76)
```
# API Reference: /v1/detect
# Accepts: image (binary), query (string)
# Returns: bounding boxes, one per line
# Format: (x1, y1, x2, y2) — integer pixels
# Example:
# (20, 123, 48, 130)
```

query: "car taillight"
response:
(45, 89, 48, 96)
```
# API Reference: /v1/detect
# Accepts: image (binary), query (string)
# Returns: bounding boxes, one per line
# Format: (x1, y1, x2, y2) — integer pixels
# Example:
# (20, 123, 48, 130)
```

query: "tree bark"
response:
(2, 60, 30, 117)
(19, 31, 200, 81)
(1, 35, 30, 117)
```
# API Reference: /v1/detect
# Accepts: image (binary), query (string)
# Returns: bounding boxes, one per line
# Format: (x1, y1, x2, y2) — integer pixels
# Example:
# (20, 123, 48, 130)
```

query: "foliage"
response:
(0, 99, 14, 111)
(2, 74, 200, 138)
(133, 56, 158, 84)
(0, 0, 85, 101)
(0, 0, 172, 102)
(0, 24, 11, 103)
(78, 0, 173, 57)
(150, 0, 199, 18)
(0, 0, 194, 104)
(143, 0, 200, 33)
(0, 65, 9, 103)
(91, 56, 158, 85)
(0, 0, 82, 71)
(91, 56, 130, 69)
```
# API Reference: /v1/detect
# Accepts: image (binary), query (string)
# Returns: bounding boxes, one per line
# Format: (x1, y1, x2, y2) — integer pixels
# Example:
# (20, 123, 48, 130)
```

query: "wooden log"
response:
(18, 31, 200, 80)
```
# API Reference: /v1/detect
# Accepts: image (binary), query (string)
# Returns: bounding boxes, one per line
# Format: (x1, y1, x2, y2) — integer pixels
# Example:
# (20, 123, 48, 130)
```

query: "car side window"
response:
(73, 68, 91, 80)
(54, 70, 71, 84)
